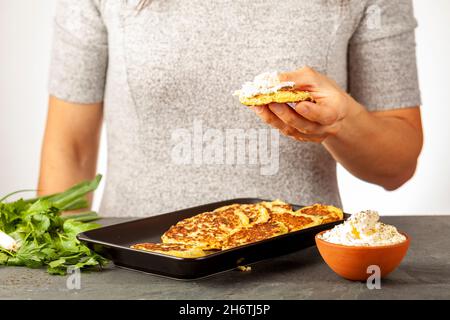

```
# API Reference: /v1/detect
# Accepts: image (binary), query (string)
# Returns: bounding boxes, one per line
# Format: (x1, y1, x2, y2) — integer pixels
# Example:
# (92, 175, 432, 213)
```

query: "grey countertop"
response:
(1, 216, 449, 300)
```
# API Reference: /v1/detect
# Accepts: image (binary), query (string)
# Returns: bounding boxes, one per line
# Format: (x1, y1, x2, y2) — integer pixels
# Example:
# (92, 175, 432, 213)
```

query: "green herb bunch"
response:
(0, 175, 108, 275)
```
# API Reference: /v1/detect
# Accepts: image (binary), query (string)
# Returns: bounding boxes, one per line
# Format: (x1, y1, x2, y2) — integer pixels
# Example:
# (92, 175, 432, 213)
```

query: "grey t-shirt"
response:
(49, 0, 421, 217)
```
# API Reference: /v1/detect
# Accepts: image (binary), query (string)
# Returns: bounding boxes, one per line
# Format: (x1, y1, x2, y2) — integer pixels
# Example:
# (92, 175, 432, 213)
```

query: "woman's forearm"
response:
(38, 139, 98, 197)
(38, 96, 103, 201)
(252, 68, 423, 190)
(323, 101, 423, 190)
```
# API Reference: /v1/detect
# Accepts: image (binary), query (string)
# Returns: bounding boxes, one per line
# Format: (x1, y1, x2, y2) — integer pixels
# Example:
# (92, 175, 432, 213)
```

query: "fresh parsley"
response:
(0, 175, 108, 275)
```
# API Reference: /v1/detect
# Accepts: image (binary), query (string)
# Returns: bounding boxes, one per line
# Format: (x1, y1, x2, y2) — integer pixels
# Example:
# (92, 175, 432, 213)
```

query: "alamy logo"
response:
(366, 265, 381, 289)
(366, 5, 382, 30)
(66, 266, 81, 290)
(170, 120, 280, 176)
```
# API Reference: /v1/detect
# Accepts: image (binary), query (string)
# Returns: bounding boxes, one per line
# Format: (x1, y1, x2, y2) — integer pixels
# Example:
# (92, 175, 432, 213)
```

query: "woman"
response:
(38, 0, 422, 217)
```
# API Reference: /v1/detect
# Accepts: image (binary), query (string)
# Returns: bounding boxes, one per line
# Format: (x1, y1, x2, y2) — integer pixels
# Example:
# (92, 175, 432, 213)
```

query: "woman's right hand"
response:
(250, 66, 360, 143)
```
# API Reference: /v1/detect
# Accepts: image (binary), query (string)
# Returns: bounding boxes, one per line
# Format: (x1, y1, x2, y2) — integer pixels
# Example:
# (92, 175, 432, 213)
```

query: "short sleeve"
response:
(348, 0, 421, 111)
(49, 0, 108, 104)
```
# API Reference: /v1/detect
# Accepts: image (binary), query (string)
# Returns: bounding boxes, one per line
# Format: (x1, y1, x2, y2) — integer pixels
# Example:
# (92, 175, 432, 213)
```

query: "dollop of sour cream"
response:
(319, 210, 406, 246)
(233, 71, 295, 99)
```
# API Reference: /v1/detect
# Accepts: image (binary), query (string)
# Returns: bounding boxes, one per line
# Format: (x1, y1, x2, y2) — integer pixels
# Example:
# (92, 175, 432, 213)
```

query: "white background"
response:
(0, 0, 449, 215)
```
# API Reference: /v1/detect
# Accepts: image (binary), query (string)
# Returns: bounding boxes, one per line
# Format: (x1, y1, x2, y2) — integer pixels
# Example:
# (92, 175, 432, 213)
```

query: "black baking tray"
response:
(77, 198, 346, 280)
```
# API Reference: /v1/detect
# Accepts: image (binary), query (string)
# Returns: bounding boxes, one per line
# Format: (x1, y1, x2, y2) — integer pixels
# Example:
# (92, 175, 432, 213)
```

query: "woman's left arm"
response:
(251, 67, 423, 190)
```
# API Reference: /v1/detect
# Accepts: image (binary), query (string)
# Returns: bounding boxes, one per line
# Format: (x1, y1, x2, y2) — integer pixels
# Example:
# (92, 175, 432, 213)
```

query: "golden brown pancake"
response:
(238, 90, 314, 106)
(219, 203, 271, 225)
(147, 201, 344, 255)
(161, 210, 249, 250)
(270, 212, 319, 232)
(222, 221, 288, 250)
(130, 243, 206, 258)
(295, 204, 344, 224)
(213, 204, 248, 224)
(261, 199, 293, 214)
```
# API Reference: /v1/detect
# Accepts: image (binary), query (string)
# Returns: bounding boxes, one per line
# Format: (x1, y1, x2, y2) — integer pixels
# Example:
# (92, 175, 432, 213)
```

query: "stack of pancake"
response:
(131, 200, 343, 258)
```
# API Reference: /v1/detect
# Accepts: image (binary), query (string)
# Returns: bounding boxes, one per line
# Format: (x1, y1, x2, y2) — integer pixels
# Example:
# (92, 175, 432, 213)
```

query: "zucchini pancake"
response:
(160, 210, 248, 250)
(237, 90, 314, 106)
(233, 71, 315, 106)
(222, 221, 288, 250)
(215, 203, 271, 225)
(295, 204, 344, 224)
(131, 200, 343, 258)
(130, 243, 206, 258)
(270, 211, 319, 232)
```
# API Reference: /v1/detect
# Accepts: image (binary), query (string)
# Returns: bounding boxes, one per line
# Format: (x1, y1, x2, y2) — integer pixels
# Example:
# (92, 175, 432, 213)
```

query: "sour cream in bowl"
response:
(315, 210, 409, 281)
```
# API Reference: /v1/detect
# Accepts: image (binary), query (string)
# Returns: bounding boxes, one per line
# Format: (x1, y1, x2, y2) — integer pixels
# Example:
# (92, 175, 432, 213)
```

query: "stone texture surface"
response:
(1, 216, 449, 300)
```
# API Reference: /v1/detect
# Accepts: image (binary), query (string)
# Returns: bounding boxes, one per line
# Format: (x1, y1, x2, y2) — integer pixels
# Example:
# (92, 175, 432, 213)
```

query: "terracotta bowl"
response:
(315, 230, 410, 281)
